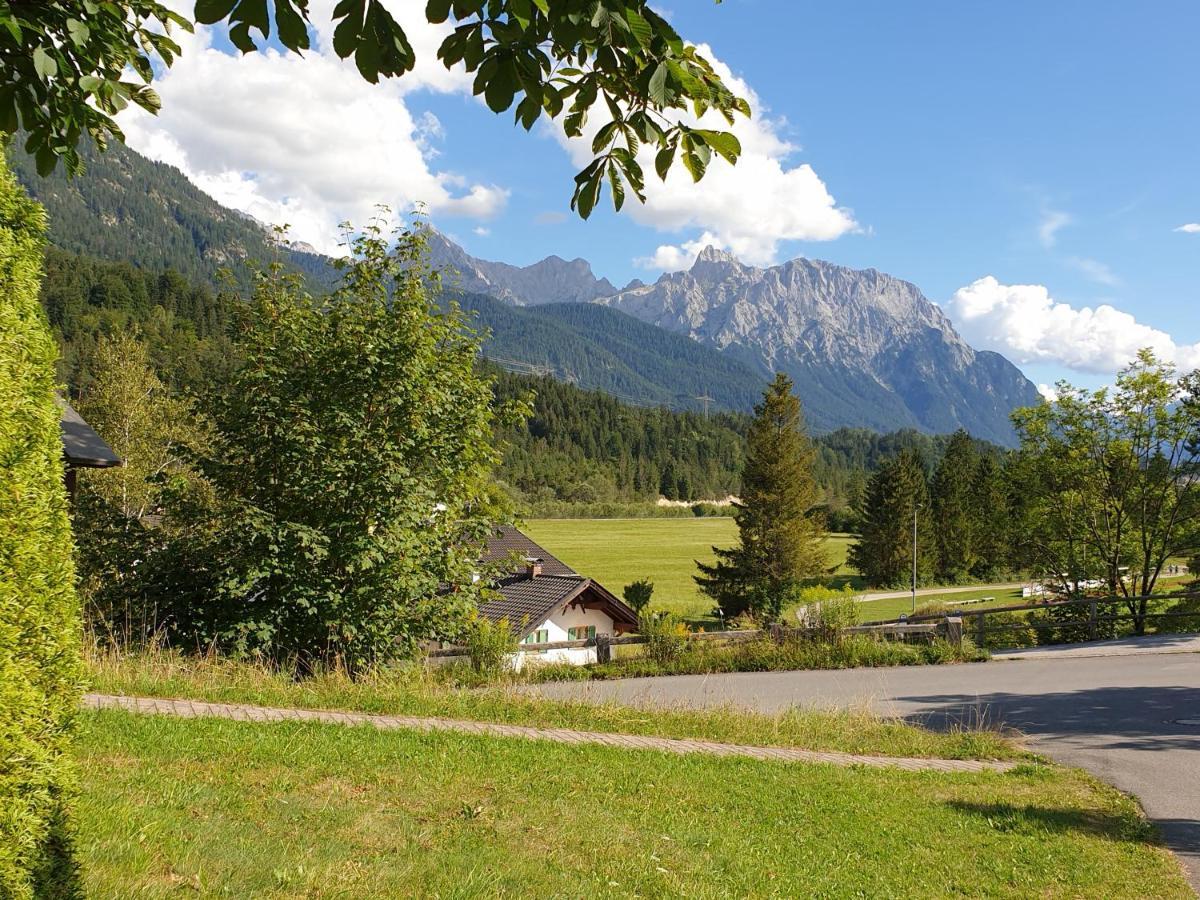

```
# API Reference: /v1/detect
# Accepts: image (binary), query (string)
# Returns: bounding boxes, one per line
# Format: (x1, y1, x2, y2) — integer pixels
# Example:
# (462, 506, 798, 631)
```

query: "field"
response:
(73, 707, 1190, 898)
(857, 588, 1027, 623)
(524, 517, 854, 620)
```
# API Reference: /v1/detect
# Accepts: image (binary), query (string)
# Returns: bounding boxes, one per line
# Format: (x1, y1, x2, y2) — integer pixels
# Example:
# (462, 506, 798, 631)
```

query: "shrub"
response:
(622, 579, 654, 614)
(465, 617, 517, 675)
(0, 153, 82, 897)
(639, 611, 690, 664)
(972, 611, 1039, 649)
(1028, 601, 1117, 645)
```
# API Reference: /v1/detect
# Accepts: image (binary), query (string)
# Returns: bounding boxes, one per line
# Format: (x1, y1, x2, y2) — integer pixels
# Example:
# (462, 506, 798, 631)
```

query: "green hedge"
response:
(0, 150, 82, 896)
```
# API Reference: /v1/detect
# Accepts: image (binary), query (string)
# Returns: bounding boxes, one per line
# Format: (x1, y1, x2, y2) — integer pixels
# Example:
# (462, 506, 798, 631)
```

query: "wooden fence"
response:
(860, 590, 1198, 648)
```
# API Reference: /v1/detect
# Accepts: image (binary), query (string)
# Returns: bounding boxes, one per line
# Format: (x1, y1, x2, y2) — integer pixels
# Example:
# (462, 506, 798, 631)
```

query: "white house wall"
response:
(512, 603, 617, 669)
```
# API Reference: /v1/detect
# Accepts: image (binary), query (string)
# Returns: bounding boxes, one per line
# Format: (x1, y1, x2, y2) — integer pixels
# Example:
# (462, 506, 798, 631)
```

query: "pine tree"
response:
(931, 430, 979, 582)
(970, 454, 1010, 579)
(849, 449, 935, 588)
(695, 373, 826, 621)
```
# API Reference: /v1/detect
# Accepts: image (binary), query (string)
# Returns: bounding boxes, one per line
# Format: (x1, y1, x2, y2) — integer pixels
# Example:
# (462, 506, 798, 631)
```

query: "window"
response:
(567, 625, 597, 641)
(523, 629, 549, 645)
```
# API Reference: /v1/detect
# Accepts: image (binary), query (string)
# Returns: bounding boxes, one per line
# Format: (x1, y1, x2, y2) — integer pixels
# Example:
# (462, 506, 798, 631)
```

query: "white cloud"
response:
(472, 226, 490, 237)
(119, 0, 506, 255)
(1176, 223, 1200, 234)
(547, 44, 856, 269)
(1037, 383, 1059, 402)
(634, 232, 726, 271)
(948, 276, 1200, 375)
(1037, 207, 1071, 248)
(1066, 256, 1120, 286)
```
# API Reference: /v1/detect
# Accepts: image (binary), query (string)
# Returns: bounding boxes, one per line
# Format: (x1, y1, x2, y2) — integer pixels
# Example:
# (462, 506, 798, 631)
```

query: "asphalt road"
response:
(533, 637, 1200, 891)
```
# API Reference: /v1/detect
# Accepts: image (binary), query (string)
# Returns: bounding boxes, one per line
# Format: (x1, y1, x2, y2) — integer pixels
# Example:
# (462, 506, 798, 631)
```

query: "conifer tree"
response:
(931, 430, 979, 582)
(849, 449, 936, 588)
(695, 373, 826, 621)
(969, 454, 1010, 579)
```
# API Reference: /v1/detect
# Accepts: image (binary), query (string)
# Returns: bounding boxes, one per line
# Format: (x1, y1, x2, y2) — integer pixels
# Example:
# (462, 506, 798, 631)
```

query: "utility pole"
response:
(695, 393, 714, 418)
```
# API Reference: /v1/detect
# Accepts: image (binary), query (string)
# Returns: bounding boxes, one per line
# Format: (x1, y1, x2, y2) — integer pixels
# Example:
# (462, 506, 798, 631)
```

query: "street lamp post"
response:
(911, 504, 920, 616)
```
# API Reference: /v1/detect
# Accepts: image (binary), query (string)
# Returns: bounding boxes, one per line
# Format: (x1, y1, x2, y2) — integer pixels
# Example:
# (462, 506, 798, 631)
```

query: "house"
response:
(479, 525, 638, 667)
(59, 400, 121, 498)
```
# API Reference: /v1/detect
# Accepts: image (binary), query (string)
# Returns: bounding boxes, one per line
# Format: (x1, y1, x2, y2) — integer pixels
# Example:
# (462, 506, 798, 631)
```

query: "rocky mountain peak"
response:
(596, 248, 1041, 444)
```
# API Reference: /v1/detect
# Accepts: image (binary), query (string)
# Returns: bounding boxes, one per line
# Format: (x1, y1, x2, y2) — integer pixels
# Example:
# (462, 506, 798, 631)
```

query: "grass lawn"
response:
(86, 649, 1014, 760)
(75, 710, 1191, 898)
(857, 588, 1028, 624)
(524, 517, 854, 620)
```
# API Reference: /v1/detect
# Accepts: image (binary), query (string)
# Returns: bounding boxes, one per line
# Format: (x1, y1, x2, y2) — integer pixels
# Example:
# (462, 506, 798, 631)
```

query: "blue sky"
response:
(125, 1, 1200, 390)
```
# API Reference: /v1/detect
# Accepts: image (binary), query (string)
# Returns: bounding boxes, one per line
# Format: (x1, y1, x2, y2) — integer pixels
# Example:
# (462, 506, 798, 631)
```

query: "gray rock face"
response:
(428, 231, 616, 306)
(596, 247, 1042, 444)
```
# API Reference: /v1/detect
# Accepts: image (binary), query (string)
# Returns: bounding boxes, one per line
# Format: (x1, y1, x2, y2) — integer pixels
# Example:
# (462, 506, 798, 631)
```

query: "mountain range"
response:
(11, 137, 1041, 443)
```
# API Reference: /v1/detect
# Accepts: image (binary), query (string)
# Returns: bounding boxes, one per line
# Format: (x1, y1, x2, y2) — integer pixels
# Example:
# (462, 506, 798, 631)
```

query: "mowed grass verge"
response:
(76, 710, 1191, 899)
(86, 648, 1014, 760)
(523, 517, 854, 620)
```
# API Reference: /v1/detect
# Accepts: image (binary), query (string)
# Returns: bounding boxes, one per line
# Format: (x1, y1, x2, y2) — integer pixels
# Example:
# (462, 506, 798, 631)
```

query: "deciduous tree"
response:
(154, 216, 527, 668)
(1011, 349, 1200, 632)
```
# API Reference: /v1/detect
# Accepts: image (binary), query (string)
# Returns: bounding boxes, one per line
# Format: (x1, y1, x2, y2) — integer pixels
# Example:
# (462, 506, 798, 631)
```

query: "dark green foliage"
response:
(622, 579, 654, 614)
(0, 3, 186, 174)
(467, 292, 767, 414)
(850, 449, 936, 588)
(10, 137, 334, 293)
(696, 374, 827, 621)
(494, 370, 746, 507)
(970, 455, 1010, 579)
(931, 430, 980, 582)
(136, 221, 521, 669)
(0, 154, 82, 897)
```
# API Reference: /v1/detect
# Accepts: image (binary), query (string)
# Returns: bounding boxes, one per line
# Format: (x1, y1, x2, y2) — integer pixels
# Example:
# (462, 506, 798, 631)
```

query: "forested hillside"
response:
(10, 136, 333, 291)
(40, 243, 1006, 519)
(467, 293, 765, 413)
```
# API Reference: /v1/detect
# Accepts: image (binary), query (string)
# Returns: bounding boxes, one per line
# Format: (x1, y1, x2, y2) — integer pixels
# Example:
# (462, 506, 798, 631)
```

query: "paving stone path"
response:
(85, 693, 1016, 774)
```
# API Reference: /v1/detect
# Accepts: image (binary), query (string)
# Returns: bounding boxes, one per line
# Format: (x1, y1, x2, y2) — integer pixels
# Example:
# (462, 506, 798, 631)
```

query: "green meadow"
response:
(524, 517, 854, 620)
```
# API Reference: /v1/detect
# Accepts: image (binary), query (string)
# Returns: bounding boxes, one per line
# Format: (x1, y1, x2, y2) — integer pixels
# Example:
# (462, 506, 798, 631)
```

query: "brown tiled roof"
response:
(478, 525, 638, 640)
(478, 574, 590, 637)
(480, 524, 577, 576)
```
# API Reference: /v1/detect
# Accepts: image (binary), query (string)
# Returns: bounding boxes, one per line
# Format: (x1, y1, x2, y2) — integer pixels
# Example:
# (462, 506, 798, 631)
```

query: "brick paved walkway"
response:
(84, 693, 1016, 773)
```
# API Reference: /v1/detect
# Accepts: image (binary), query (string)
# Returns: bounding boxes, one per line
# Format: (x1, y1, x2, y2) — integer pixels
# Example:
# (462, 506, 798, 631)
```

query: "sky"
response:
(120, 1, 1200, 393)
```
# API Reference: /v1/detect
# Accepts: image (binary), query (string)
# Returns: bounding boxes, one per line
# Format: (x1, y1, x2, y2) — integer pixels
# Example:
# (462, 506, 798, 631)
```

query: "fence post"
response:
(975, 612, 986, 647)
(1088, 600, 1098, 642)
(595, 634, 612, 664)
(944, 616, 963, 649)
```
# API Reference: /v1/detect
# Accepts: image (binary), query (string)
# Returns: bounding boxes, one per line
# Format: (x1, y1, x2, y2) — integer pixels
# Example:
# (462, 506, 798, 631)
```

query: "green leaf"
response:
(228, 21, 257, 53)
(79, 75, 102, 94)
(194, 0, 239, 25)
(607, 162, 626, 212)
(695, 129, 741, 165)
(332, 2, 364, 59)
(426, 0, 453, 24)
(624, 7, 652, 48)
(648, 63, 668, 106)
(66, 19, 90, 46)
(32, 46, 57, 79)
(654, 142, 675, 181)
(275, 0, 310, 52)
